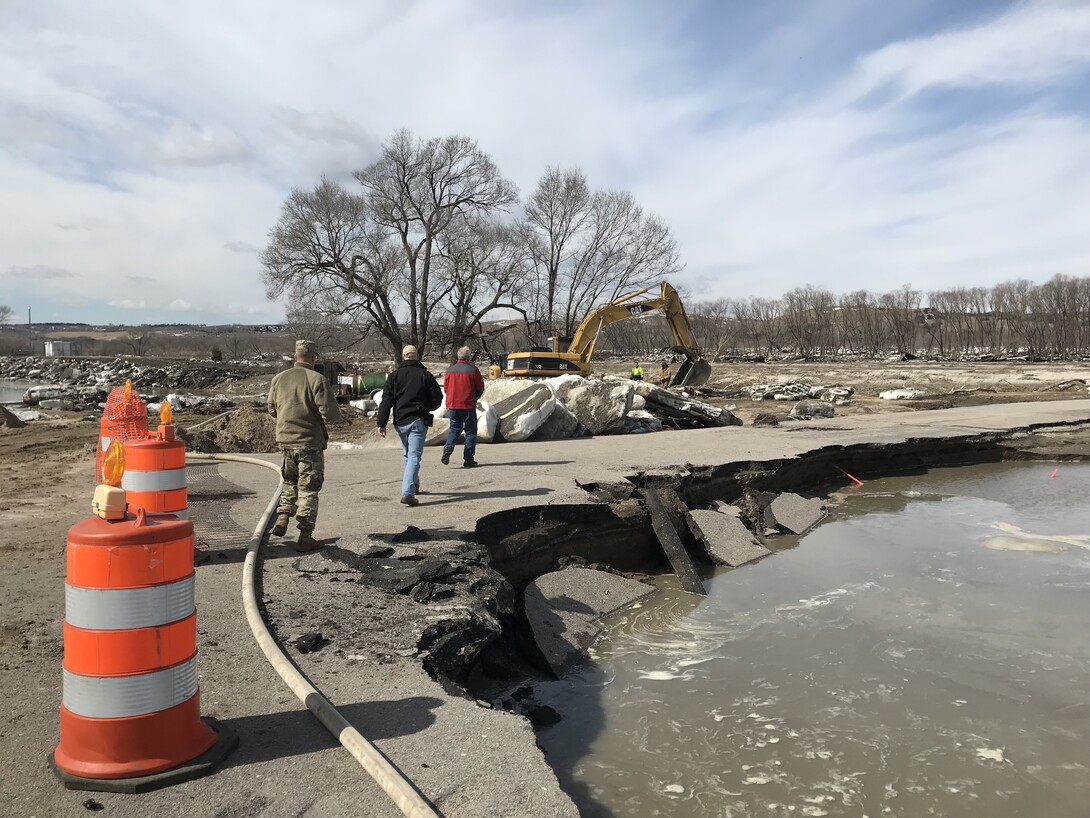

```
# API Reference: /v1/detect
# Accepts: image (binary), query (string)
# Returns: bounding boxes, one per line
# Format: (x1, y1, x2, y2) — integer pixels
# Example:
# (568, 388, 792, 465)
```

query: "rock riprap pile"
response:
(1, 355, 265, 414)
(1, 355, 266, 400)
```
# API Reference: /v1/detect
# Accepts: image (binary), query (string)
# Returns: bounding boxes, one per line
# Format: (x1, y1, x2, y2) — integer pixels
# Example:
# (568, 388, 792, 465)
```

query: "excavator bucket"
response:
(670, 359, 712, 388)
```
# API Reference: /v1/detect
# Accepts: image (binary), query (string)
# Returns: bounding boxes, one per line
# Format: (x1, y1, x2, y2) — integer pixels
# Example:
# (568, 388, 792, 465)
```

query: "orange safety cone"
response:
(53, 444, 235, 793)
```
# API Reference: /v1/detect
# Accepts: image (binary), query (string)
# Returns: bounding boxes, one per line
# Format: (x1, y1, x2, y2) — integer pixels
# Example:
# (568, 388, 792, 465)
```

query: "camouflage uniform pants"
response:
(277, 448, 325, 532)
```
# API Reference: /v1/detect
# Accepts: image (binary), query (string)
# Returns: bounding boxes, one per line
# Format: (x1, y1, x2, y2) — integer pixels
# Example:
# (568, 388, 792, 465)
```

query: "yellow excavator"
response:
(495, 281, 712, 387)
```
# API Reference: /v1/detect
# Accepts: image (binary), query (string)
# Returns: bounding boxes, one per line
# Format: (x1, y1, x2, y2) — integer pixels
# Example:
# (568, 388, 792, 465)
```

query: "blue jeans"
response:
(444, 408, 478, 463)
(396, 417, 427, 497)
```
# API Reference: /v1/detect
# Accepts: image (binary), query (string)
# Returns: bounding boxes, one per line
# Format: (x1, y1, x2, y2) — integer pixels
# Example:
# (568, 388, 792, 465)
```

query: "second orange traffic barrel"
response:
(122, 436, 188, 519)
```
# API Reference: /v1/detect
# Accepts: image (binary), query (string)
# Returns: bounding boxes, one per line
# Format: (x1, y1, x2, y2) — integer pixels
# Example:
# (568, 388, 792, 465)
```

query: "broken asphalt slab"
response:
(524, 567, 655, 676)
(686, 508, 771, 566)
(765, 492, 825, 535)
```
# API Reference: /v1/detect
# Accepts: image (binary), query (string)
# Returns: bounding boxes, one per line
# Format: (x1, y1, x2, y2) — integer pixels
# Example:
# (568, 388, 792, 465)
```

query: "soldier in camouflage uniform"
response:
(267, 339, 341, 551)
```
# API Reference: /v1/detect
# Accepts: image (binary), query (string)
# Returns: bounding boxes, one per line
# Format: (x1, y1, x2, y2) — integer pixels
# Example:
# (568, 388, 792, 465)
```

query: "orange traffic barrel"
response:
(121, 435, 188, 519)
(53, 509, 236, 793)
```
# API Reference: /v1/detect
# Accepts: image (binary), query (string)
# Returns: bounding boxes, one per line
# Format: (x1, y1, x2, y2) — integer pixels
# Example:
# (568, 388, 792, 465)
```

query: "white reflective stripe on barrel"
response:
(121, 467, 187, 492)
(65, 575, 195, 630)
(62, 656, 199, 718)
(100, 436, 111, 451)
(148, 508, 188, 519)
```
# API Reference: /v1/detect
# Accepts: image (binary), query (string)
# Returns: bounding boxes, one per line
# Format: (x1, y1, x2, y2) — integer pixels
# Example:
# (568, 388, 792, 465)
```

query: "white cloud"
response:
(108, 299, 147, 310)
(846, 1, 1090, 100)
(168, 299, 193, 311)
(0, 0, 1087, 324)
(158, 122, 251, 167)
(6, 263, 77, 279)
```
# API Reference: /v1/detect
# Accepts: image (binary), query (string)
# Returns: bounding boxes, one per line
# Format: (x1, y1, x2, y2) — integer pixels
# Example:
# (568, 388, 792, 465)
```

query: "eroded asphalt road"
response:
(6, 401, 1090, 818)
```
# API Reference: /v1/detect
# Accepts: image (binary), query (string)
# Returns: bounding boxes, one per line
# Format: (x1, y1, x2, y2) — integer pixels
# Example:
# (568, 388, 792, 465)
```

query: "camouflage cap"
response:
(295, 339, 317, 355)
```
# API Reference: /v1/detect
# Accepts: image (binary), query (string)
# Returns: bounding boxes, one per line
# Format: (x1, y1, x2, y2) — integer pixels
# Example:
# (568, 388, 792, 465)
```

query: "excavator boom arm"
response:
(567, 282, 702, 362)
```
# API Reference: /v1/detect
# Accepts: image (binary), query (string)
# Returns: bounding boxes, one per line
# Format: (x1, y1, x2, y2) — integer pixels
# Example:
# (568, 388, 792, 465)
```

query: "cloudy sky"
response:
(2, 0, 1088, 325)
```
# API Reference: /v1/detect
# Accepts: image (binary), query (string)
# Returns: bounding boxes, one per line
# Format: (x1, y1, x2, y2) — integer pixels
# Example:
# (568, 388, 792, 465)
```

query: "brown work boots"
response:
(270, 513, 291, 537)
(271, 514, 321, 552)
(295, 529, 322, 552)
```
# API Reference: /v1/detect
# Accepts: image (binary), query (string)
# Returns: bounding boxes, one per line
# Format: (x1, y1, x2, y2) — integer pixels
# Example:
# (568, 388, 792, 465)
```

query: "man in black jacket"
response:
(376, 345, 443, 506)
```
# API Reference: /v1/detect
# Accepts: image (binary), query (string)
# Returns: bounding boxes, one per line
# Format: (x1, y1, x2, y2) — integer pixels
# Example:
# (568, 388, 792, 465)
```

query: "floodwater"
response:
(536, 462, 1090, 818)
(0, 379, 40, 404)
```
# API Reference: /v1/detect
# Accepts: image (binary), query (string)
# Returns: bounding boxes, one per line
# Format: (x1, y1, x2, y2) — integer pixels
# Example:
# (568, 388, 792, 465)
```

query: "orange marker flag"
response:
(835, 465, 864, 486)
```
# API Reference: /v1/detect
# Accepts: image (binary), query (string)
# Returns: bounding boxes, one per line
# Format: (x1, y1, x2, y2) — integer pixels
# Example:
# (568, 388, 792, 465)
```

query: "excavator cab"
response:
(549, 336, 573, 354)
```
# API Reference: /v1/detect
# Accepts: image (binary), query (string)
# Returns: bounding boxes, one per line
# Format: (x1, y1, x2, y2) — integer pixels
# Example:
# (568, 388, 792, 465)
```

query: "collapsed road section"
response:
(276, 419, 1090, 723)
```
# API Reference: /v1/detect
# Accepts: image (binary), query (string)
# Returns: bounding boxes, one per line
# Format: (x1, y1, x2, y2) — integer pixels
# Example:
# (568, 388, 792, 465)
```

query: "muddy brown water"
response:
(535, 462, 1090, 818)
(0, 379, 41, 404)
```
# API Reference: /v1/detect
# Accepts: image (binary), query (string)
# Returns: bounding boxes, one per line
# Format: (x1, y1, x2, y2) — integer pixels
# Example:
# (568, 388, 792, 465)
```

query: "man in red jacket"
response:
(441, 346, 486, 468)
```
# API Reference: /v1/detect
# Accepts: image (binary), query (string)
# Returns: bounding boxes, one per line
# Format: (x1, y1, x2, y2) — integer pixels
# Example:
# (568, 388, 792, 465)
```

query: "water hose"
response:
(188, 452, 442, 818)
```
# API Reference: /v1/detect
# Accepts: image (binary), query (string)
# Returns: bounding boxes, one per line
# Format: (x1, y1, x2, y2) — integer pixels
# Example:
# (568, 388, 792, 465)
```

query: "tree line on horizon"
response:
(2, 272, 1088, 362)
(630, 274, 1090, 362)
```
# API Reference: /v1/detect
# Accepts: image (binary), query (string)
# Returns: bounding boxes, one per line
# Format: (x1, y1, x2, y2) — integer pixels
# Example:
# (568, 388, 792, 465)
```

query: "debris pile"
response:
(0, 355, 268, 395)
(178, 404, 278, 453)
(747, 382, 855, 403)
(743, 382, 855, 421)
(477, 484, 829, 676)
(288, 534, 513, 684)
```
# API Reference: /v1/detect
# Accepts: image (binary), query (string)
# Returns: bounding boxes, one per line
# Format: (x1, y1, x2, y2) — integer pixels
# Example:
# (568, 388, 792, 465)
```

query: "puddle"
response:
(535, 462, 1090, 817)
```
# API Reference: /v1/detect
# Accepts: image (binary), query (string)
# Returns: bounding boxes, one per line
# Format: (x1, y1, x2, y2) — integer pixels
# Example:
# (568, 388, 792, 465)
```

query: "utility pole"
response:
(28, 307, 32, 355)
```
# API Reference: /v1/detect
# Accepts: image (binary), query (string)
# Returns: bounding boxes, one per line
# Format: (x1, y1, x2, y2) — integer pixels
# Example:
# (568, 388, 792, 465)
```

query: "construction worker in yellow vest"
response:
(631, 360, 644, 381)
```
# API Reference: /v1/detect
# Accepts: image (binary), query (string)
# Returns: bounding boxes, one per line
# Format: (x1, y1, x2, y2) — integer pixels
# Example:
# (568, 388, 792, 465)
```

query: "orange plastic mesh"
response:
(96, 382, 149, 482)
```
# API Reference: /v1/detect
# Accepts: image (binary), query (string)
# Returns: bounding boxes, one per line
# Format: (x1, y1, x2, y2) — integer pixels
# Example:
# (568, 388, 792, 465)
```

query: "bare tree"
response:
(731, 299, 760, 353)
(0, 305, 13, 324)
(354, 130, 518, 357)
(691, 297, 739, 358)
(519, 169, 681, 341)
(781, 286, 835, 358)
(282, 306, 354, 354)
(521, 167, 591, 333)
(261, 177, 410, 355)
(263, 132, 518, 362)
(840, 290, 888, 355)
(752, 297, 785, 354)
(881, 285, 921, 354)
(560, 191, 680, 337)
(433, 219, 530, 355)
(123, 328, 154, 357)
